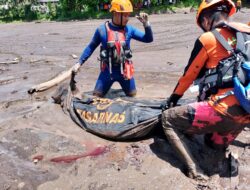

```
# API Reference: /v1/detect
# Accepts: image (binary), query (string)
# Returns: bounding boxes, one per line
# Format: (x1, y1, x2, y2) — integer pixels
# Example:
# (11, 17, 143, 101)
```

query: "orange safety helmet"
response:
(196, 0, 236, 28)
(109, 0, 133, 13)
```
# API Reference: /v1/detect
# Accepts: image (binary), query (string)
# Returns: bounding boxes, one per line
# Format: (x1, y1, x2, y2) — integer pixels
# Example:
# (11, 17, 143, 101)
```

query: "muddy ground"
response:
(0, 7, 250, 190)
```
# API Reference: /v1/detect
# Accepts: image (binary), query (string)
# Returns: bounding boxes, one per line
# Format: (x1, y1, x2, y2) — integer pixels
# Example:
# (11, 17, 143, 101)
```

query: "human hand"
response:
(161, 100, 168, 112)
(72, 62, 81, 74)
(167, 94, 182, 108)
(136, 12, 149, 27)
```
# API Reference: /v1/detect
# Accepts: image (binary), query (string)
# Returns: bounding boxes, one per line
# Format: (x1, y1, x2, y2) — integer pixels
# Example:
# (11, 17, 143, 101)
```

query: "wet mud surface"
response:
(0, 8, 250, 190)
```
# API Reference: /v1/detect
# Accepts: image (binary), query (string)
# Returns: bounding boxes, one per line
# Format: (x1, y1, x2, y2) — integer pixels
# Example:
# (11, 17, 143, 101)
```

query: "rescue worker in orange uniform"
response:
(72, 0, 153, 97)
(161, 0, 250, 180)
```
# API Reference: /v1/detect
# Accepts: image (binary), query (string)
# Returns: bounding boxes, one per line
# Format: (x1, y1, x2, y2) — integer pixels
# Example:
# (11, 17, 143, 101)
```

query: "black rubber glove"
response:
(161, 94, 182, 111)
(167, 94, 182, 108)
(161, 101, 168, 111)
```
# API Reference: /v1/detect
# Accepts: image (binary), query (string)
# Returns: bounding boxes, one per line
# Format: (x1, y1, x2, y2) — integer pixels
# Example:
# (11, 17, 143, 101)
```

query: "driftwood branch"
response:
(28, 66, 74, 94)
(0, 60, 19, 65)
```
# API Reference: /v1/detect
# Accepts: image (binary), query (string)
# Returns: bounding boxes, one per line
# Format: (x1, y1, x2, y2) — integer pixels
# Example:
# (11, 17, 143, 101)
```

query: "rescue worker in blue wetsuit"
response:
(72, 0, 153, 97)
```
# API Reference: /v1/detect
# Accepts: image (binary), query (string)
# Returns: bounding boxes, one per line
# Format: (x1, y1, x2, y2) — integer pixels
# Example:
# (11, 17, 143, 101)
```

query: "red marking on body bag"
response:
(50, 146, 107, 163)
(191, 102, 222, 128)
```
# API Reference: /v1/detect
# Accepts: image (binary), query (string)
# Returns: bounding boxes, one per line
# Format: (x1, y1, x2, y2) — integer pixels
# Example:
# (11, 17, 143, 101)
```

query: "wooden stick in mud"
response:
(28, 66, 74, 94)
(0, 60, 19, 65)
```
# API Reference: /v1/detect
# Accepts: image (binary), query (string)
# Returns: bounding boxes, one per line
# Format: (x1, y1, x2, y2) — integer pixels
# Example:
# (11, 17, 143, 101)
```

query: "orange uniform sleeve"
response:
(173, 39, 208, 96)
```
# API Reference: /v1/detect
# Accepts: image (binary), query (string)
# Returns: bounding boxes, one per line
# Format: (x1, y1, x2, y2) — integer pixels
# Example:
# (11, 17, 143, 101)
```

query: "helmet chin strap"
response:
(203, 10, 229, 32)
(201, 24, 207, 32)
(200, 14, 217, 32)
(209, 15, 216, 31)
(200, 19, 208, 32)
(120, 13, 123, 26)
(112, 13, 124, 27)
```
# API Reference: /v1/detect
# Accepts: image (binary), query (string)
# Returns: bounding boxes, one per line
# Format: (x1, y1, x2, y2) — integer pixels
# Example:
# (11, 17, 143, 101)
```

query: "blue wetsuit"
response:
(78, 22, 153, 96)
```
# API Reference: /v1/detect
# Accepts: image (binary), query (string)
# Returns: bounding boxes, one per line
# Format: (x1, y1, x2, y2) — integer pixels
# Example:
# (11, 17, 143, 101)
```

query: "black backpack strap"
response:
(212, 30, 234, 52)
